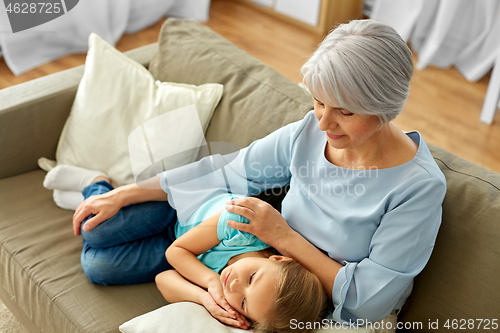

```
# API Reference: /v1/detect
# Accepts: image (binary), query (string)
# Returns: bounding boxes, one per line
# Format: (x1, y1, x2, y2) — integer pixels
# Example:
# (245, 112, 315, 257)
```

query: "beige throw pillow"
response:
(56, 33, 223, 186)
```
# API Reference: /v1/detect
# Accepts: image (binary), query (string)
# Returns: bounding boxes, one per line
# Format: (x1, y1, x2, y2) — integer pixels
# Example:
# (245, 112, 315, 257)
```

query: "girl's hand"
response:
(200, 291, 250, 329)
(72, 189, 122, 236)
(225, 197, 293, 250)
(207, 281, 250, 328)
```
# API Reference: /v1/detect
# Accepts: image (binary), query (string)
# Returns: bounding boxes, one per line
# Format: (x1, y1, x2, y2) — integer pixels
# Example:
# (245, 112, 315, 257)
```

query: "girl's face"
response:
(219, 256, 287, 322)
(313, 97, 382, 151)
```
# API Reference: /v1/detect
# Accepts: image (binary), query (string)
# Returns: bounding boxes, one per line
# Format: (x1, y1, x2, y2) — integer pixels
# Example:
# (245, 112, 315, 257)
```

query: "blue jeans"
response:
(80, 181, 177, 285)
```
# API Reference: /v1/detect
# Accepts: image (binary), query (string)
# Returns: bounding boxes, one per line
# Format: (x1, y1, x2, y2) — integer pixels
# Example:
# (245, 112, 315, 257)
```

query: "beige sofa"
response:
(1, 19, 499, 333)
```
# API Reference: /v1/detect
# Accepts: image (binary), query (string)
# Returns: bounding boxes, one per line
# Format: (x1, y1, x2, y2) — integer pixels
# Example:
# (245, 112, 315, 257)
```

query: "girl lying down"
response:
(155, 193, 328, 332)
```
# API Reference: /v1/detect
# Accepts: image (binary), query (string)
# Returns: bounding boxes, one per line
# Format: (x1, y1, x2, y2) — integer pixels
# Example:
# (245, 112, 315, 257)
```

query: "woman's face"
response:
(313, 97, 382, 151)
(219, 257, 282, 323)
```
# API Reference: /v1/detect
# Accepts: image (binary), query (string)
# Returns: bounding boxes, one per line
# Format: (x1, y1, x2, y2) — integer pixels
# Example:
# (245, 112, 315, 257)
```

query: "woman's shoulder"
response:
(381, 131, 447, 203)
(368, 131, 446, 196)
(406, 131, 446, 183)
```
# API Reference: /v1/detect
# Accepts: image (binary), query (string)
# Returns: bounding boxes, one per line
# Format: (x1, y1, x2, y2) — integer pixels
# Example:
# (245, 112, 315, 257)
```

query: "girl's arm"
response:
(161, 211, 250, 329)
(165, 211, 223, 289)
(156, 269, 206, 304)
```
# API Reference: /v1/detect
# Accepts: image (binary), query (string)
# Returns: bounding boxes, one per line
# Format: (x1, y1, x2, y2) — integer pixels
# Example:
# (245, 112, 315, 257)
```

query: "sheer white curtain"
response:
(0, 0, 210, 75)
(370, 0, 500, 82)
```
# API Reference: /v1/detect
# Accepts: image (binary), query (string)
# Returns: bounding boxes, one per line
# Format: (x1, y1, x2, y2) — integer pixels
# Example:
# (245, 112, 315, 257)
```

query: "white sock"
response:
(53, 190, 84, 211)
(43, 165, 109, 192)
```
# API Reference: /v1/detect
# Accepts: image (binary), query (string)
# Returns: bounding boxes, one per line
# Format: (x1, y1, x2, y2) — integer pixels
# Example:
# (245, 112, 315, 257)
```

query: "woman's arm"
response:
(225, 197, 341, 298)
(72, 176, 166, 235)
(227, 178, 447, 322)
(278, 230, 341, 298)
(157, 114, 310, 213)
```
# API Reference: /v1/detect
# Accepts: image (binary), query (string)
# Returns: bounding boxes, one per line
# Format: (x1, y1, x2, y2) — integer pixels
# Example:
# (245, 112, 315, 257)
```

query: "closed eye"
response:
(241, 272, 256, 311)
(315, 98, 352, 115)
(314, 98, 324, 106)
(339, 109, 353, 116)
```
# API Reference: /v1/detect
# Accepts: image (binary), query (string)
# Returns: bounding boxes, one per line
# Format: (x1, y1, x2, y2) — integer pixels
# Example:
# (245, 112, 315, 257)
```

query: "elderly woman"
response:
(73, 19, 446, 328)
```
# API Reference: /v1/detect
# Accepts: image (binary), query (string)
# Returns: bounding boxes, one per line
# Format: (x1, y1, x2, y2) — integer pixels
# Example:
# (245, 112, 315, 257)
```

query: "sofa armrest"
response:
(0, 43, 158, 180)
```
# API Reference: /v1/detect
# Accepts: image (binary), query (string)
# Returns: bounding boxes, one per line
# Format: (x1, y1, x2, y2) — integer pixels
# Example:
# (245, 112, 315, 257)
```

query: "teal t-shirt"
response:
(174, 193, 270, 273)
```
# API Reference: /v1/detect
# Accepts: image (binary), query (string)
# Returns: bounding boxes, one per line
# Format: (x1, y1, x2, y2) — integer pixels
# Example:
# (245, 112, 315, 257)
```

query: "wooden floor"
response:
(1, 0, 499, 173)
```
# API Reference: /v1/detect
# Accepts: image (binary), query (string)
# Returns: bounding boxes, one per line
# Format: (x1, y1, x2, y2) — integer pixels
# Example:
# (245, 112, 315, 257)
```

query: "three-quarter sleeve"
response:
(222, 116, 307, 195)
(158, 113, 310, 222)
(331, 176, 447, 323)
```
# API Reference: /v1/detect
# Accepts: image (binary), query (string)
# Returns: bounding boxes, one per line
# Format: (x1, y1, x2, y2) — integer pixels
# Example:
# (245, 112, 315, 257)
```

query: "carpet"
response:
(0, 300, 27, 333)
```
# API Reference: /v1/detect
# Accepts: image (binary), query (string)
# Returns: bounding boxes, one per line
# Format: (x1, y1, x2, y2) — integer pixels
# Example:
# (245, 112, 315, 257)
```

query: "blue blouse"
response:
(159, 110, 447, 323)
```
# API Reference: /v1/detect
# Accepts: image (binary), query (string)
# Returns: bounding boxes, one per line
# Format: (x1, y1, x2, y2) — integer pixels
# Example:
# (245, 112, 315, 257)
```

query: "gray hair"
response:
(301, 19, 414, 124)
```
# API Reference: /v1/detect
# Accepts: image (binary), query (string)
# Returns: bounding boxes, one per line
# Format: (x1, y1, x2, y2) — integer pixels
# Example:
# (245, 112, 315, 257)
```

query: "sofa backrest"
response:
(148, 19, 313, 150)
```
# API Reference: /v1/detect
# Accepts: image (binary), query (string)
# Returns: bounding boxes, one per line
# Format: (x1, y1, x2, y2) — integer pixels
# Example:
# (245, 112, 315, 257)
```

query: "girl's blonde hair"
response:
(253, 260, 328, 333)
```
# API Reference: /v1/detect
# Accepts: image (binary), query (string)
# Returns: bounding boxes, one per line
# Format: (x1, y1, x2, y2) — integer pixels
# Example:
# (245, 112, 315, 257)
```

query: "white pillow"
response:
(56, 33, 223, 186)
(119, 303, 374, 333)
(119, 303, 245, 333)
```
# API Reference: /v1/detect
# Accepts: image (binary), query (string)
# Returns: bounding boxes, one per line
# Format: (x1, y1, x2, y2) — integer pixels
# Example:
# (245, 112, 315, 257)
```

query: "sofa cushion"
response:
(0, 171, 167, 333)
(148, 18, 314, 150)
(56, 33, 223, 186)
(399, 143, 500, 328)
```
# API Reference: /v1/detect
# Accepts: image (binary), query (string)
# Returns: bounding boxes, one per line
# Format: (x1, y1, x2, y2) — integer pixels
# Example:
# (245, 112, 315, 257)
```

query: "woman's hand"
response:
(203, 281, 250, 329)
(228, 198, 342, 298)
(225, 197, 294, 251)
(72, 188, 123, 236)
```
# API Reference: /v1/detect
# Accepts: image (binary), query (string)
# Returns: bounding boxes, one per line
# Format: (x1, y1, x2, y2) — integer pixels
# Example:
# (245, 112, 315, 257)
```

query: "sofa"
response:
(1, 19, 499, 333)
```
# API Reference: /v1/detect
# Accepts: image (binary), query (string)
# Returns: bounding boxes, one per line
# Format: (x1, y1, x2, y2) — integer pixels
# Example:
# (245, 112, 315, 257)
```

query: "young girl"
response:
(44, 165, 327, 330)
(155, 193, 328, 332)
